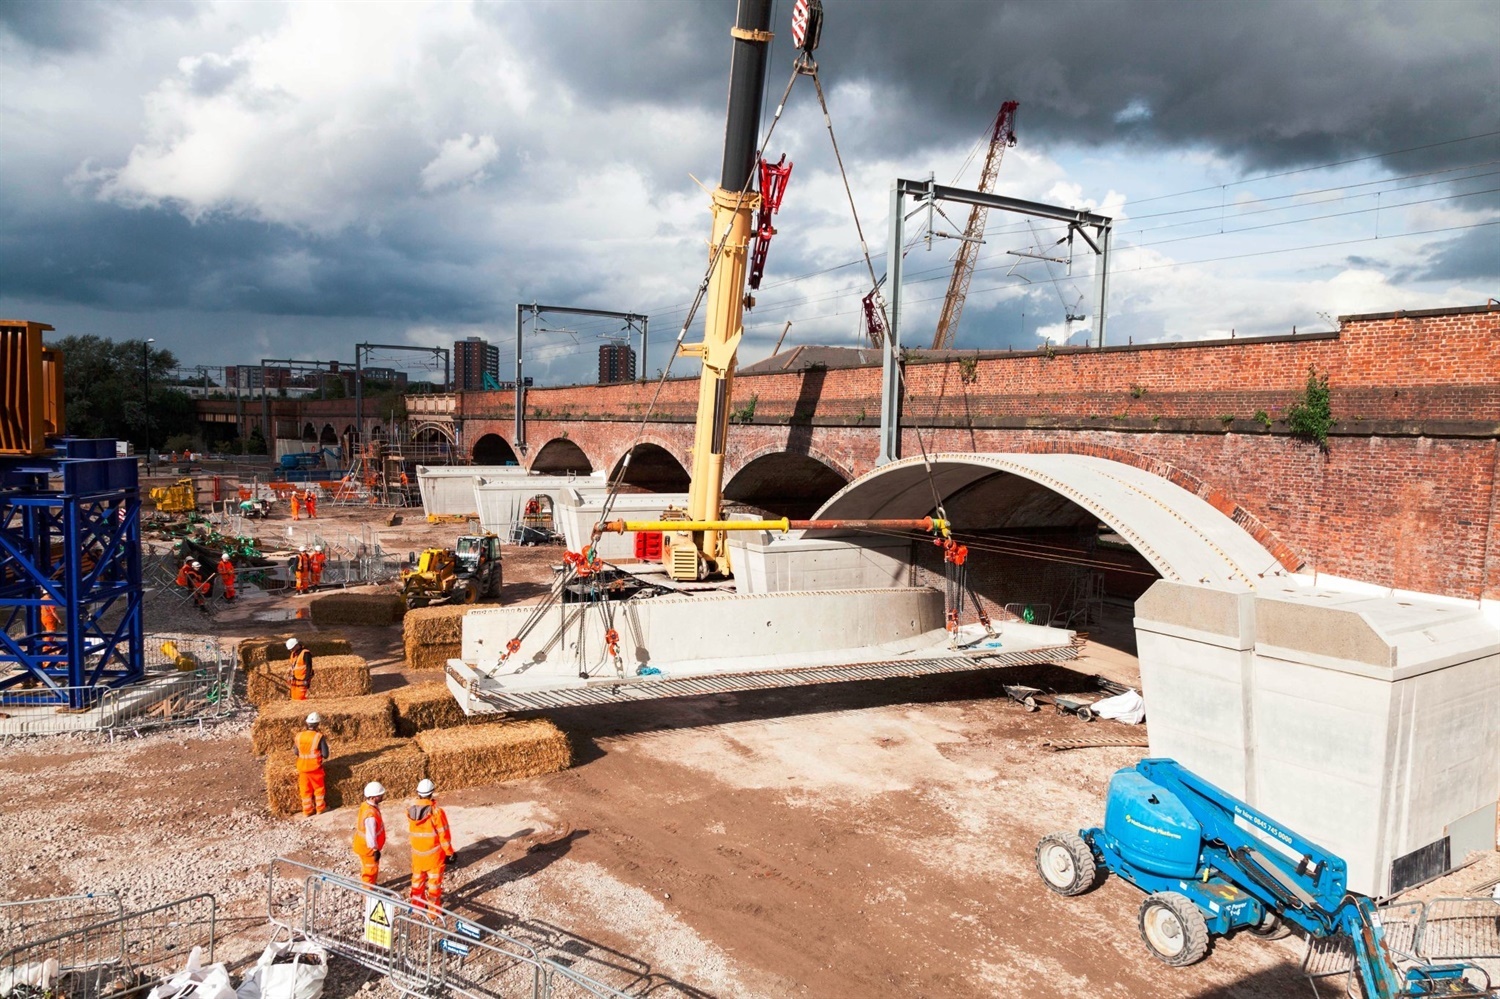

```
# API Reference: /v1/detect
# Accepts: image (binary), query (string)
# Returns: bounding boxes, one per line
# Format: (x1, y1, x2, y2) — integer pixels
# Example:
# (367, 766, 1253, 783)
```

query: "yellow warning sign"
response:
(364, 897, 392, 949)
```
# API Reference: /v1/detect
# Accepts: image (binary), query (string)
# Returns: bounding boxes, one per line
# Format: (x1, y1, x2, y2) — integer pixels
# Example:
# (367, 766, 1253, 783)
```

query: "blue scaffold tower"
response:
(0, 438, 145, 707)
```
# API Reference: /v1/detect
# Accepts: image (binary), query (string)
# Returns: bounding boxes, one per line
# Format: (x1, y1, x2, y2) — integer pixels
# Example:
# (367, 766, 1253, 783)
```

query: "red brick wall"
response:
(452, 307, 1500, 601)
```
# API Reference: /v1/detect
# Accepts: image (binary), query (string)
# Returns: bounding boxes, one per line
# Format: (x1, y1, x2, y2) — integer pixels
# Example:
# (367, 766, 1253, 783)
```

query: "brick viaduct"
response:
(453, 305, 1500, 602)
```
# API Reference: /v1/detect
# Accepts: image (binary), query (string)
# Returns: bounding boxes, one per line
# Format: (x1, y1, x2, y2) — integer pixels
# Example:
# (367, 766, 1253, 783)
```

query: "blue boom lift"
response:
(1038, 759, 1497, 997)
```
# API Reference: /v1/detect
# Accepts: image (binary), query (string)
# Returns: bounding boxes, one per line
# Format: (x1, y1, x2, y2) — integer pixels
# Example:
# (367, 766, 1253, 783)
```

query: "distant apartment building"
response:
(598, 343, 636, 384)
(454, 336, 500, 390)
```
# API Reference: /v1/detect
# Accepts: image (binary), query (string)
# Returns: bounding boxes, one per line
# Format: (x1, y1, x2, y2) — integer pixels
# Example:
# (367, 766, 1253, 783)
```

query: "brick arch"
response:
(727, 442, 855, 482)
(530, 436, 595, 475)
(607, 437, 691, 492)
(1013, 440, 1302, 572)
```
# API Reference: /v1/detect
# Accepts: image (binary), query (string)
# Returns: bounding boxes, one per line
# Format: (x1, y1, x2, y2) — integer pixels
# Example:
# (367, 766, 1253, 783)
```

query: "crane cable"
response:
(491, 58, 811, 680)
(800, 56, 949, 531)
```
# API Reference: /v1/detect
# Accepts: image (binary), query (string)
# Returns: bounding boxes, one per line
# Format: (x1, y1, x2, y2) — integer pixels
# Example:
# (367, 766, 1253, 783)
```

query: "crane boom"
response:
(930, 101, 1018, 351)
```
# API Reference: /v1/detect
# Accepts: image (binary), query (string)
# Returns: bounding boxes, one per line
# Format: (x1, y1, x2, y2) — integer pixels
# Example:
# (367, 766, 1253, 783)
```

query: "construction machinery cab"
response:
(455, 533, 502, 600)
(401, 535, 502, 610)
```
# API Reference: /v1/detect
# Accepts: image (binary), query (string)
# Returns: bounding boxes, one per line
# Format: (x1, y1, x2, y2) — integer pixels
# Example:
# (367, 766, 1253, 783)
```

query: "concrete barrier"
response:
(1136, 579, 1500, 896)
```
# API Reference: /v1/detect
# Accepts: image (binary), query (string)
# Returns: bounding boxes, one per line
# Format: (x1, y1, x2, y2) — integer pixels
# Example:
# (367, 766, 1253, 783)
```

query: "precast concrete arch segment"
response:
(812, 453, 1292, 592)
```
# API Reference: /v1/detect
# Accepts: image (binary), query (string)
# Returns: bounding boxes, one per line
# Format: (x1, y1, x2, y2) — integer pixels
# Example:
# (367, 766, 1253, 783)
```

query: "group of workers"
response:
(293, 693, 457, 917)
(289, 487, 319, 520)
(291, 545, 327, 595)
(174, 552, 238, 612)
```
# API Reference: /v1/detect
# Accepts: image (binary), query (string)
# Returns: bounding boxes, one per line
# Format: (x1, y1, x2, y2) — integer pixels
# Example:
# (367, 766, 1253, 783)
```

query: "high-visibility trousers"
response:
(290, 684, 309, 701)
(297, 768, 326, 815)
(355, 849, 379, 885)
(306, 499, 317, 518)
(410, 864, 446, 915)
(295, 570, 309, 593)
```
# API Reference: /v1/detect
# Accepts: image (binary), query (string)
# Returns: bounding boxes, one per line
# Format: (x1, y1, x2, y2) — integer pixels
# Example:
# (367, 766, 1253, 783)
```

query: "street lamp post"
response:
(142, 338, 156, 462)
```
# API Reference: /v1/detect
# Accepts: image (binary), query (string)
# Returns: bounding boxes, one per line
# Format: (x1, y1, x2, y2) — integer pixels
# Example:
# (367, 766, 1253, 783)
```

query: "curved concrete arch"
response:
(531, 437, 594, 475)
(609, 441, 690, 492)
(813, 453, 1295, 592)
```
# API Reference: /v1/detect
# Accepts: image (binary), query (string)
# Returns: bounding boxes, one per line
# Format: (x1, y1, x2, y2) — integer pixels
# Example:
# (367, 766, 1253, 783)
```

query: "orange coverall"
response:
(352, 801, 386, 884)
(407, 798, 455, 915)
(304, 490, 317, 518)
(294, 727, 329, 816)
(217, 556, 237, 601)
(39, 601, 63, 655)
(310, 550, 327, 586)
(294, 552, 311, 594)
(288, 648, 313, 700)
(290, 493, 300, 520)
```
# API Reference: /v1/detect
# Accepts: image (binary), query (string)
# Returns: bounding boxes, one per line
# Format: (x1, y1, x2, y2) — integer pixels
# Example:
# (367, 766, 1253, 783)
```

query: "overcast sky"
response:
(3, 0, 1497, 386)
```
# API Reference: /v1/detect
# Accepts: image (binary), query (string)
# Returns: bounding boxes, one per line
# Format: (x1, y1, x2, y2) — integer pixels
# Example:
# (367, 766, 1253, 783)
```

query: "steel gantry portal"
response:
(879, 179, 1114, 465)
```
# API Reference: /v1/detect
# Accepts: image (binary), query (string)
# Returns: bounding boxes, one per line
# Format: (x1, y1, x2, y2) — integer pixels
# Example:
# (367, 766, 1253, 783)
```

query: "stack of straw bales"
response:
(238, 633, 353, 669)
(310, 591, 406, 627)
(403, 606, 467, 671)
(390, 682, 470, 736)
(416, 720, 571, 791)
(264, 738, 426, 817)
(251, 693, 396, 755)
(245, 654, 372, 707)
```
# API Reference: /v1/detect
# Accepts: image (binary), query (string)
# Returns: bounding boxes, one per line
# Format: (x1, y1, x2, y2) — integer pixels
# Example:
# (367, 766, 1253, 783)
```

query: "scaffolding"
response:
(0, 438, 144, 708)
(333, 441, 413, 507)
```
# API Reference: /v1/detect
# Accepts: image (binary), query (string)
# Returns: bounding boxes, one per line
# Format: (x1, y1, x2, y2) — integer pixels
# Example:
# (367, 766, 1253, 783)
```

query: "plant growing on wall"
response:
(1287, 365, 1333, 449)
(731, 394, 758, 424)
(957, 355, 980, 385)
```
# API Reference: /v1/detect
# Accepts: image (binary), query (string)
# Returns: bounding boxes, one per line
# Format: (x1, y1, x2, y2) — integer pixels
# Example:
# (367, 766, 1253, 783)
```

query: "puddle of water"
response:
(253, 608, 312, 622)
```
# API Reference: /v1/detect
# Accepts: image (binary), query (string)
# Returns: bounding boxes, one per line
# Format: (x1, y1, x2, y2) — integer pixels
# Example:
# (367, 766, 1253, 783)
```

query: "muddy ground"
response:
(1, 503, 1326, 997)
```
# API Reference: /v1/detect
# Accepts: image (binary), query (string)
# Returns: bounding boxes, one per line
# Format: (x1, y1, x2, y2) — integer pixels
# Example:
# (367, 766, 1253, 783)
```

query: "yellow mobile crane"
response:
(596, 0, 949, 582)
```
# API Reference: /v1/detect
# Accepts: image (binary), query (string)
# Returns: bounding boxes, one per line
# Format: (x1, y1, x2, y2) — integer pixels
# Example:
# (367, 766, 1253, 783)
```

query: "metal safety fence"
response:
(0, 636, 236, 740)
(266, 858, 631, 999)
(0, 894, 216, 999)
(0, 894, 124, 954)
(1302, 897, 1499, 997)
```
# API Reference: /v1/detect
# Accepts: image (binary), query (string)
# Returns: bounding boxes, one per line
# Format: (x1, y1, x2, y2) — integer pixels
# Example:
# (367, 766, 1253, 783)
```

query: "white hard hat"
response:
(190, 560, 201, 568)
(285, 638, 298, 650)
(314, 546, 323, 552)
(299, 545, 307, 552)
(364, 781, 386, 798)
(416, 778, 436, 797)
(305, 712, 321, 725)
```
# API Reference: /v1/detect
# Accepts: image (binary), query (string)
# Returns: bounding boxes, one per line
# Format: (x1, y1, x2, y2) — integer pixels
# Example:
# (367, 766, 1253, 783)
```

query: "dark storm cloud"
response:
(0, 201, 505, 322)
(1412, 225, 1500, 285)
(526, 0, 1500, 176)
(0, 0, 199, 52)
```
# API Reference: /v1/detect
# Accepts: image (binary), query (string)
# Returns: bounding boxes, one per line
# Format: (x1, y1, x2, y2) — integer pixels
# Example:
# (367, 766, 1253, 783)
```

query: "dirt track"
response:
(0, 505, 1312, 998)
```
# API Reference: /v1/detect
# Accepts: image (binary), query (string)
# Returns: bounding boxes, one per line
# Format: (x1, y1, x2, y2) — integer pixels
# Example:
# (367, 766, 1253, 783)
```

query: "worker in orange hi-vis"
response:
(304, 488, 318, 519)
(353, 781, 386, 885)
(182, 559, 210, 614)
(293, 545, 311, 594)
(290, 491, 301, 520)
(286, 637, 313, 700)
(38, 600, 63, 655)
(310, 546, 327, 586)
(294, 712, 330, 816)
(407, 778, 456, 918)
(217, 553, 237, 602)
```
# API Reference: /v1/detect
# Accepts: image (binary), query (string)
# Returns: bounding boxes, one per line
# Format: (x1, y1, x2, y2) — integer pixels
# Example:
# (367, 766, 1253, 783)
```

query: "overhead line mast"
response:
(930, 101, 1018, 350)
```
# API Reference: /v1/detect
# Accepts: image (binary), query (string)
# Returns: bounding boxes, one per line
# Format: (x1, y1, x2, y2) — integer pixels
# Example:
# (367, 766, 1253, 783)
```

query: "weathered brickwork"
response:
(455, 306, 1500, 600)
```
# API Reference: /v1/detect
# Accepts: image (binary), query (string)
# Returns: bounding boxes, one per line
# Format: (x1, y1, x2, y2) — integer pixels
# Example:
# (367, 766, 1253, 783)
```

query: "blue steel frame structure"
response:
(0, 439, 144, 707)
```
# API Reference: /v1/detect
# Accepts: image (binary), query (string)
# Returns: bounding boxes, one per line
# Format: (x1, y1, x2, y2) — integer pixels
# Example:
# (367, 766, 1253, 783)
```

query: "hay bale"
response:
(403, 605, 467, 647)
(238, 633, 353, 670)
(251, 693, 395, 756)
(310, 592, 406, 628)
(265, 737, 427, 818)
(416, 719, 571, 791)
(406, 642, 462, 673)
(245, 654, 372, 707)
(390, 682, 469, 736)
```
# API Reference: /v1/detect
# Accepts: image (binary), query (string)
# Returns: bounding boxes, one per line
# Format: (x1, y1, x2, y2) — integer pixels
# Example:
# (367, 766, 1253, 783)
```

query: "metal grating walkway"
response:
(467, 645, 1079, 711)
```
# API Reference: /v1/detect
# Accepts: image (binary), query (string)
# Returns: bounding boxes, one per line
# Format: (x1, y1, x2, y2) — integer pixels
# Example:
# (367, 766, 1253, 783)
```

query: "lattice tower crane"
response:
(930, 101, 1018, 350)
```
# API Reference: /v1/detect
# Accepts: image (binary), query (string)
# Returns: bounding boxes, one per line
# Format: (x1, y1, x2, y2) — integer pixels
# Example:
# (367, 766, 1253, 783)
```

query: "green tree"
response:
(1287, 365, 1333, 450)
(52, 335, 182, 449)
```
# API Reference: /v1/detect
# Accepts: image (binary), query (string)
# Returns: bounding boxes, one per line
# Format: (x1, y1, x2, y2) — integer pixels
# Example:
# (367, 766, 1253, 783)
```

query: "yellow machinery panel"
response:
(0, 320, 65, 456)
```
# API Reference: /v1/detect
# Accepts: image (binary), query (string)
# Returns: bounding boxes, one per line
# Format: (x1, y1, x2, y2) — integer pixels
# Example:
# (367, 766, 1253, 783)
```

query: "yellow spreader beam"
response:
(598, 516, 949, 536)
